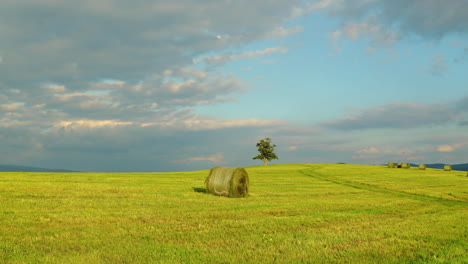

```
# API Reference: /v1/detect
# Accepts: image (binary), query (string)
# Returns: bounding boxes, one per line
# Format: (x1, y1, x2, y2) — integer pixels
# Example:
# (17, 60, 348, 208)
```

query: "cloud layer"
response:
(1, 1, 467, 171)
(322, 101, 464, 130)
(324, 0, 468, 39)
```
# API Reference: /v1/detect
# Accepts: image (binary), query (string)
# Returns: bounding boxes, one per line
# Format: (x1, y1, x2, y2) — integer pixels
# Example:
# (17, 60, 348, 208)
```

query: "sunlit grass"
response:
(0, 164, 467, 263)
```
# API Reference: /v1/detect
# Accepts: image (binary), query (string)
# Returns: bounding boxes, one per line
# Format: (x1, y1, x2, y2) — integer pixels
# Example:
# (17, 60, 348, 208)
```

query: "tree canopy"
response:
(252, 137, 278, 166)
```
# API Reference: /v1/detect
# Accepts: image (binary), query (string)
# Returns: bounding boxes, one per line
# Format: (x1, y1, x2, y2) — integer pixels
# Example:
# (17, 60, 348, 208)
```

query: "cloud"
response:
(263, 26, 304, 39)
(322, 102, 457, 130)
(199, 46, 288, 66)
(427, 54, 449, 76)
(0, 103, 24, 111)
(460, 120, 468, 126)
(184, 153, 225, 163)
(438, 145, 455, 152)
(356, 147, 381, 154)
(437, 143, 466, 152)
(355, 147, 417, 156)
(330, 16, 401, 51)
(182, 118, 286, 131)
(0, 1, 304, 89)
(321, 0, 468, 56)
(325, 0, 468, 39)
(291, 0, 335, 18)
(44, 84, 67, 93)
(55, 120, 134, 130)
(264, 126, 320, 137)
(23, 122, 277, 171)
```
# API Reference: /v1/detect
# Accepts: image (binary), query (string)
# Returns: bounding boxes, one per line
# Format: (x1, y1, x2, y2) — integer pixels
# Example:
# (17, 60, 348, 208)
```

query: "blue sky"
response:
(1, 0, 467, 172)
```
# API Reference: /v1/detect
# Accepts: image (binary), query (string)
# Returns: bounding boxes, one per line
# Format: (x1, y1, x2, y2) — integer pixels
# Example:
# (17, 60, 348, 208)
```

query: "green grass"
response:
(0, 164, 467, 263)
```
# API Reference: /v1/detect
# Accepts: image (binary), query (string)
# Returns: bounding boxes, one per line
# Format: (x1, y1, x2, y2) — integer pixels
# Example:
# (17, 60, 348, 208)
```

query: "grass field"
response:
(0, 164, 467, 263)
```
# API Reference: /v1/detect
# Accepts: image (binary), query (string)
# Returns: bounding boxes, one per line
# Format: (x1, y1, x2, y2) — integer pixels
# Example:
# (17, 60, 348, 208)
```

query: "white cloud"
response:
(53, 93, 108, 102)
(287, 146, 298, 151)
(199, 46, 288, 65)
(55, 120, 133, 129)
(263, 26, 304, 39)
(356, 147, 381, 154)
(437, 143, 466, 152)
(181, 118, 286, 131)
(44, 84, 66, 93)
(234, 47, 288, 60)
(291, 0, 335, 18)
(0, 103, 24, 111)
(0, 118, 29, 127)
(438, 145, 455, 152)
(184, 153, 225, 163)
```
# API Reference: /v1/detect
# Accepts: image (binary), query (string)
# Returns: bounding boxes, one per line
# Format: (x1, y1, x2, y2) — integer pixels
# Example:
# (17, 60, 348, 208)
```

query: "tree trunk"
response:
(263, 158, 268, 166)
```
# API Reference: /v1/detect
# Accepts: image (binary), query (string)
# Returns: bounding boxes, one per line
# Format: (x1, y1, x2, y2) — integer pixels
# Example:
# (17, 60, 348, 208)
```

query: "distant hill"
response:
(0, 165, 79, 172)
(403, 163, 468, 171)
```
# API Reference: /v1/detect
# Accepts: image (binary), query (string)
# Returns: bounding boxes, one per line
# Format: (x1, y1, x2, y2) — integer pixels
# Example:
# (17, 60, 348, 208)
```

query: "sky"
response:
(1, 0, 467, 172)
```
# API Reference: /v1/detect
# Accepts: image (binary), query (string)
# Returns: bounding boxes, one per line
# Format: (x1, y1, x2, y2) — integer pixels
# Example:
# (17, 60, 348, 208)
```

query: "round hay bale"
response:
(444, 165, 452, 171)
(402, 163, 411, 169)
(205, 167, 249, 198)
(388, 162, 396, 168)
(397, 162, 403, 168)
(419, 164, 426, 170)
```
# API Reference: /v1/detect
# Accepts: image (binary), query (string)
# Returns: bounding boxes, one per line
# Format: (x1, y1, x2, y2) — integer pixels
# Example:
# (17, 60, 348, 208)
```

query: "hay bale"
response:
(397, 162, 403, 168)
(419, 164, 426, 170)
(205, 167, 249, 198)
(401, 163, 411, 169)
(444, 165, 452, 171)
(388, 162, 396, 168)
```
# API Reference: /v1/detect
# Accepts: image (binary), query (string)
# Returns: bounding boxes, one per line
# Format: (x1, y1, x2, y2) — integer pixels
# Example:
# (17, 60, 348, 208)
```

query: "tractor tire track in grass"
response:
(299, 166, 468, 207)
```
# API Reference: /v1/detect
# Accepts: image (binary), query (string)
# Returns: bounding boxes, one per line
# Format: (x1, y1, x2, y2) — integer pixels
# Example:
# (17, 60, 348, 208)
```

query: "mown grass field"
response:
(0, 164, 467, 263)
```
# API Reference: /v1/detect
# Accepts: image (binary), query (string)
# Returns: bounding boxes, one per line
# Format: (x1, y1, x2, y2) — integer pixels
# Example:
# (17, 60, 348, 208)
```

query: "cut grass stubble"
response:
(0, 164, 467, 264)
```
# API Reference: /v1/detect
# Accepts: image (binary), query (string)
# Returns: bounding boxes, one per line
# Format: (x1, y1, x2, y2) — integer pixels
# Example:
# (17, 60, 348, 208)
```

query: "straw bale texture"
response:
(444, 165, 452, 171)
(419, 164, 427, 170)
(401, 163, 411, 169)
(388, 162, 396, 168)
(205, 167, 249, 198)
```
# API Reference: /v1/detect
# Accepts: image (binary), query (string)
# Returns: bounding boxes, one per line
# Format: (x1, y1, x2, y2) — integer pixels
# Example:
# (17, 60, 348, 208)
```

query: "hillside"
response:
(409, 163, 468, 171)
(0, 164, 466, 263)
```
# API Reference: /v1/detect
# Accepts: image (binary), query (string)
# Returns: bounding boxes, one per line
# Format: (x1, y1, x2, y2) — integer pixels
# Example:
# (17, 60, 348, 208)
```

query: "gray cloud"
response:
(322, 101, 461, 130)
(455, 96, 468, 113)
(325, 0, 468, 39)
(0, 0, 304, 132)
(414, 135, 468, 145)
(3, 122, 278, 172)
(0, 0, 303, 90)
(0, 0, 308, 171)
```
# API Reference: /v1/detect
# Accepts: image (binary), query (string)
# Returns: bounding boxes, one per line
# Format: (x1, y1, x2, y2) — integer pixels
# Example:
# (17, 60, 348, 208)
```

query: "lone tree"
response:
(253, 137, 278, 166)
